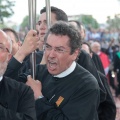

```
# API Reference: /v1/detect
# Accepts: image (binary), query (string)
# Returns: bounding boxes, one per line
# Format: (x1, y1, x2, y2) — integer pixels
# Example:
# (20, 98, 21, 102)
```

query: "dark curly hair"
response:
(44, 21, 81, 54)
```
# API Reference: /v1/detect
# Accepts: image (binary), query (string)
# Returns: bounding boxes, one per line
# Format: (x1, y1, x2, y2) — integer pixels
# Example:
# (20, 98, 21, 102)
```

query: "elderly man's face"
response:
(0, 30, 11, 76)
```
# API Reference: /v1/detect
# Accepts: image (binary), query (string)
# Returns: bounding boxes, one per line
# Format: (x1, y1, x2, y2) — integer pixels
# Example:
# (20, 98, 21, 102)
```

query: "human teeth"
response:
(50, 62, 55, 66)
(50, 63, 53, 67)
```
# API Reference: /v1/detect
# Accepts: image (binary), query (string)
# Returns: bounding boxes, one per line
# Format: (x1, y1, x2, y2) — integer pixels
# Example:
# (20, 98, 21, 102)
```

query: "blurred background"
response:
(0, 0, 120, 42)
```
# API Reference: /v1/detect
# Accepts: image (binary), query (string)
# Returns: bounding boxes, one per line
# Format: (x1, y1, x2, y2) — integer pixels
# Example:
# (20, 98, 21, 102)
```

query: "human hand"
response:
(20, 30, 40, 55)
(14, 30, 39, 63)
(26, 75, 42, 100)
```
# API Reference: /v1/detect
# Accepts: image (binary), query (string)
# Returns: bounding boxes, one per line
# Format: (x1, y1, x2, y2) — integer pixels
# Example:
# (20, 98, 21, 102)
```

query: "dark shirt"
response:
(92, 52, 105, 75)
(97, 71, 116, 120)
(77, 50, 116, 120)
(0, 76, 36, 120)
(35, 63, 99, 120)
(77, 50, 106, 102)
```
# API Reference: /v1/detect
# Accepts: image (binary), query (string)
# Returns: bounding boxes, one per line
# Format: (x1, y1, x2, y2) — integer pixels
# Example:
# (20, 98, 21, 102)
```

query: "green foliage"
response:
(0, 23, 7, 28)
(0, 0, 15, 23)
(21, 16, 29, 28)
(78, 15, 99, 29)
(107, 14, 120, 30)
(20, 14, 39, 29)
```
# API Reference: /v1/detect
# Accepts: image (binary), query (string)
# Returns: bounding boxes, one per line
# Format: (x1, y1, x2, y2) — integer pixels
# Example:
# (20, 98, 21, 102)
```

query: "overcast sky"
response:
(8, 0, 120, 24)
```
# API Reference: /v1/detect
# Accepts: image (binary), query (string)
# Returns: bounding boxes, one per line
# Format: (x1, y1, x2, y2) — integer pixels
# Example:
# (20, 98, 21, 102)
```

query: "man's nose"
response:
(39, 23, 46, 30)
(49, 49, 56, 57)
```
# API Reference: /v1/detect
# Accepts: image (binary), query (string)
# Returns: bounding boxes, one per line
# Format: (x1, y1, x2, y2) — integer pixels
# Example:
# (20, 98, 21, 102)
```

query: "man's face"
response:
(0, 31, 11, 76)
(91, 43, 100, 54)
(38, 12, 57, 43)
(5, 31, 21, 55)
(81, 44, 92, 57)
(81, 44, 90, 55)
(69, 22, 79, 30)
(80, 25, 85, 40)
(69, 22, 85, 40)
(45, 34, 79, 75)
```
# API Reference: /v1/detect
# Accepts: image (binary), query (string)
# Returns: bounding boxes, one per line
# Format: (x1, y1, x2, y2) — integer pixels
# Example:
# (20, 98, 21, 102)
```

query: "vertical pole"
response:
(28, 0, 36, 79)
(45, 0, 51, 29)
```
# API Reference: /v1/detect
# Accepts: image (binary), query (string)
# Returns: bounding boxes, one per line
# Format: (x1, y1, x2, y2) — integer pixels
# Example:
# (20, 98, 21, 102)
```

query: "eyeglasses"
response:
(44, 44, 70, 54)
(0, 44, 10, 53)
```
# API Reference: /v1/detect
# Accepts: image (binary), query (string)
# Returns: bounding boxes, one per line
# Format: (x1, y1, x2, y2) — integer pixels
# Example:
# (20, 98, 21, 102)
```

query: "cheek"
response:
(44, 52, 49, 61)
(0, 55, 6, 62)
(59, 55, 71, 66)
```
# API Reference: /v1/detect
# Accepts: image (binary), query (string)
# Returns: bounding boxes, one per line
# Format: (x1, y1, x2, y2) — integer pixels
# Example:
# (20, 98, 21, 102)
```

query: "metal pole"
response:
(45, 0, 51, 29)
(28, 0, 36, 79)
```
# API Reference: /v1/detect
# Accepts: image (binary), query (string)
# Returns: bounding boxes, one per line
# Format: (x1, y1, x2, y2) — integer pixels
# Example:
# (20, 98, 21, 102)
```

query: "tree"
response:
(68, 14, 99, 29)
(78, 15, 99, 29)
(20, 14, 39, 30)
(0, 0, 15, 23)
(106, 14, 120, 30)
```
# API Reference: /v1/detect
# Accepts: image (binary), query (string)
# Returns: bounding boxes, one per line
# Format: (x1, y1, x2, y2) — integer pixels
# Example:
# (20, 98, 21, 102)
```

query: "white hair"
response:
(91, 41, 101, 50)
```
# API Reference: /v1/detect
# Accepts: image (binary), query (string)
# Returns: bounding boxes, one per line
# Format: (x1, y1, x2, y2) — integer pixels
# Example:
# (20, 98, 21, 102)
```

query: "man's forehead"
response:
(0, 31, 11, 46)
(39, 12, 57, 22)
(0, 31, 7, 41)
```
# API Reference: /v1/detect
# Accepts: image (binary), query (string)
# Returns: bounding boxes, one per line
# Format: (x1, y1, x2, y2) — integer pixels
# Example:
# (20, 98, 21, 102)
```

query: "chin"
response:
(48, 69, 57, 75)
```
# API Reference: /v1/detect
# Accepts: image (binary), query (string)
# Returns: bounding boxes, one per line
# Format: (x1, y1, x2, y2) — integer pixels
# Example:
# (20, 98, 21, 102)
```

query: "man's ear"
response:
(17, 41, 22, 46)
(7, 53, 12, 62)
(72, 48, 80, 61)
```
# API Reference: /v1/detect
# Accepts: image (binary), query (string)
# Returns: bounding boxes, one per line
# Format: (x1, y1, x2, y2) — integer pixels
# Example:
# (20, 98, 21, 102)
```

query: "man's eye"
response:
(45, 45, 51, 50)
(0, 46, 3, 50)
(46, 45, 50, 48)
(57, 48, 64, 52)
(38, 21, 41, 25)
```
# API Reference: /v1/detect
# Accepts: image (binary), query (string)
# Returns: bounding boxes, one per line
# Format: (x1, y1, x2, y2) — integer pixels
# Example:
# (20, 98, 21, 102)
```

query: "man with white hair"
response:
(0, 29, 37, 120)
(91, 41, 110, 76)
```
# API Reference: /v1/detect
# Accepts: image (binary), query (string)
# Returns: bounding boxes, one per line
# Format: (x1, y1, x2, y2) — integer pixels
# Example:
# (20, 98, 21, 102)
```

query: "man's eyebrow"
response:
(46, 43, 66, 49)
(0, 43, 4, 45)
(38, 20, 47, 23)
(0, 43, 10, 53)
(45, 43, 51, 46)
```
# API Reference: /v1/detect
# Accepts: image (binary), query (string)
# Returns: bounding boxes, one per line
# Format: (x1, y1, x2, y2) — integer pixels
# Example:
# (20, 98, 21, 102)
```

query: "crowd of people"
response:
(0, 6, 120, 120)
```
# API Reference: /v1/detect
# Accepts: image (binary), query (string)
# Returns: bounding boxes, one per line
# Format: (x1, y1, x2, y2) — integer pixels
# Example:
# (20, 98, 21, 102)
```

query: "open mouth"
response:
(48, 61, 57, 71)
(40, 33, 45, 36)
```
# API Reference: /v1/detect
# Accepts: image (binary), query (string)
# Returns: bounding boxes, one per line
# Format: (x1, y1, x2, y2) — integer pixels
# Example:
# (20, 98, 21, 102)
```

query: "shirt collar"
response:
(0, 76, 3, 82)
(54, 61, 76, 78)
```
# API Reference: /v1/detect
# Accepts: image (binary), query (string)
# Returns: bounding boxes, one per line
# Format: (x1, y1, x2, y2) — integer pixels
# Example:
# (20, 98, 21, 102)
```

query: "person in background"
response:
(2, 28, 22, 56)
(69, 20, 107, 103)
(81, 41, 116, 120)
(69, 20, 86, 40)
(113, 50, 120, 97)
(4, 28, 40, 79)
(91, 41, 110, 76)
(37, 6, 68, 51)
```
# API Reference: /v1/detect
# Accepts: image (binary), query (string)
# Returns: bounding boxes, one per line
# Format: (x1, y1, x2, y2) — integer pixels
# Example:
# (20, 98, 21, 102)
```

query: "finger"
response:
(33, 30, 38, 36)
(27, 75, 32, 80)
(27, 30, 37, 37)
(36, 80, 40, 83)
